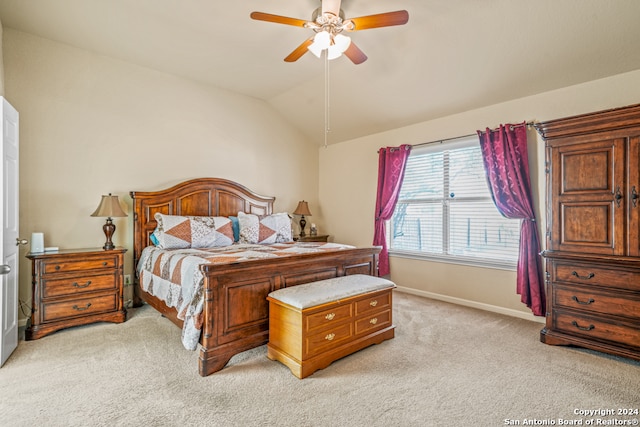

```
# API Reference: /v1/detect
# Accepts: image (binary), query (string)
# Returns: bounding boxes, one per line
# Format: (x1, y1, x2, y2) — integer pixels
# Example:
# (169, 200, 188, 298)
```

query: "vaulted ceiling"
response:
(1, 0, 640, 145)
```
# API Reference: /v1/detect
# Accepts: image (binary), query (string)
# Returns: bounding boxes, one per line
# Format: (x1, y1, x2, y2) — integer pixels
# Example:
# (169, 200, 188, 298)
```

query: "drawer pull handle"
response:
(103, 262, 108, 266)
(325, 333, 335, 341)
(55, 265, 61, 270)
(72, 303, 92, 311)
(571, 271, 594, 280)
(571, 296, 595, 305)
(73, 281, 92, 289)
(370, 300, 378, 307)
(325, 313, 336, 320)
(370, 317, 378, 325)
(571, 321, 594, 331)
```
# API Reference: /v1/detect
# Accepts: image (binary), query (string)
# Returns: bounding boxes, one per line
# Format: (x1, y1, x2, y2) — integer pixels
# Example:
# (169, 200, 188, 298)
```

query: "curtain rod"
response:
(409, 121, 536, 149)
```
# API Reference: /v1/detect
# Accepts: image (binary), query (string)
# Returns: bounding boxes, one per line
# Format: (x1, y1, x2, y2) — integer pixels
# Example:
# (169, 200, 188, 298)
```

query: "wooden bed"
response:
(130, 177, 381, 376)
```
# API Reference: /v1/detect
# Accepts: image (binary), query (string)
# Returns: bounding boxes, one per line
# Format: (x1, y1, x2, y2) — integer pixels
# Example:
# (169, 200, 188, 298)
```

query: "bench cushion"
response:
(268, 274, 395, 309)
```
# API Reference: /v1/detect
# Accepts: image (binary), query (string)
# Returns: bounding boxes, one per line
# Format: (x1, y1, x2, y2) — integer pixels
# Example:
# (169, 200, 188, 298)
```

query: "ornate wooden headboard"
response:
(130, 177, 275, 268)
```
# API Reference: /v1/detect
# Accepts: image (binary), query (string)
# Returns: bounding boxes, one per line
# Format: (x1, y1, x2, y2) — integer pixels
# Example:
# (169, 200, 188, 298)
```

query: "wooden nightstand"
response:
(25, 248, 127, 340)
(296, 234, 329, 242)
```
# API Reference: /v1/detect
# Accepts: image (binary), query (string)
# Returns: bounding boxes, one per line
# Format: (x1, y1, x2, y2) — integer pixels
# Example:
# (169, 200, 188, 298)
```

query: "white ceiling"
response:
(1, 0, 640, 145)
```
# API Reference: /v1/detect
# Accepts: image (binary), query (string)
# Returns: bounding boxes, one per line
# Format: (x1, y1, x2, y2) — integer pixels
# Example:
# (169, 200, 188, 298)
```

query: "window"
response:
(389, 135, 520, 269)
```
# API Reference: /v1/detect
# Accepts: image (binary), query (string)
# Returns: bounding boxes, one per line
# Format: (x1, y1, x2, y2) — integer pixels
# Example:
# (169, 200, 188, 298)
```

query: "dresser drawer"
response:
(355, 290, 392, 316)
(304, 322, 353, 358)
(355, 309, 392, 335)
(42, 293, 119, 322)
(553, 262, 640, 292)
(554, 284, 640, 320)
(553, 310, 640, 348)
(42, 255, 119, 274)
(305, 304, 352, 332)
(42, 273, 117, 298)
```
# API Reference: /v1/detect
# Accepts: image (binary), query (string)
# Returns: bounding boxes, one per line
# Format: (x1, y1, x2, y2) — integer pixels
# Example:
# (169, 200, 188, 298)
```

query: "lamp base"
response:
(102, 218, 116, 250)
(299, 215, 307, 237)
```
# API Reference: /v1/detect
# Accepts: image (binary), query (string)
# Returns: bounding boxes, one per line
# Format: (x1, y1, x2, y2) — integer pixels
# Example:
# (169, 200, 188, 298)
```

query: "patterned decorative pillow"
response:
(238, 211, 292, 244)
(153, 213, 234, 249)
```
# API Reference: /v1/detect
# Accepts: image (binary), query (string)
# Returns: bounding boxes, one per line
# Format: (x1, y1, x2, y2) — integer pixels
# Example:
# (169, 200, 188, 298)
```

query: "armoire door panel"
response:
(550, 137, 626, 254)
(561, 149, 611, 194)
(560, 203, 612, 243)
(553, 138, 624, 197)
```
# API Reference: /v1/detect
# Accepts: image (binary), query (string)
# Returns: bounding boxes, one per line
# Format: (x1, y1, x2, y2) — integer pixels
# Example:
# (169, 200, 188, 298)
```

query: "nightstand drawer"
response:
(42, 293, 118, 322)
(42, 255, 119, 274)
(42, 273, 117, 298)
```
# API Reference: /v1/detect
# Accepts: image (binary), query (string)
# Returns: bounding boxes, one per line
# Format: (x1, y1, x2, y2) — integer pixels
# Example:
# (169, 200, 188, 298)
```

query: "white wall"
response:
(320, 69, 640, 320)
(3, 29, 321, 321)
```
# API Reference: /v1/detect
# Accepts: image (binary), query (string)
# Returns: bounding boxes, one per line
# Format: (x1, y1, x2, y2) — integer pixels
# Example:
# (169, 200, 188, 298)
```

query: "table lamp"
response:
(293, 200, 312, 237)
(91, 193, 127, 250)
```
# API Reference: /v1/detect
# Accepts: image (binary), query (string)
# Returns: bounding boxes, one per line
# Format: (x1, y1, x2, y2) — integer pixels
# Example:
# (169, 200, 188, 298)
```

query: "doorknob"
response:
(16, 238, 28, 246)
(0, 265, 11, 275)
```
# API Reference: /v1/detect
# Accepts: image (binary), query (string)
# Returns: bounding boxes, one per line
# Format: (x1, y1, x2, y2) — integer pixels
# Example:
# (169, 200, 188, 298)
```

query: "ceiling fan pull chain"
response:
(324, 51, 330, 148)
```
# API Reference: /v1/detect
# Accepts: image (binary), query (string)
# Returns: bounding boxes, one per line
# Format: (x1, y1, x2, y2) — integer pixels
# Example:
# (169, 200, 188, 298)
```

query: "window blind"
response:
(390, 135, 520, 268)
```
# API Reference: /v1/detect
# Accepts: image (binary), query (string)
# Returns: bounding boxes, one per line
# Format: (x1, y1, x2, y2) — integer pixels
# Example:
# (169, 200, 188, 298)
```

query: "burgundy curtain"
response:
(373, 144, 411, 276)
(477, 123, 545, 316)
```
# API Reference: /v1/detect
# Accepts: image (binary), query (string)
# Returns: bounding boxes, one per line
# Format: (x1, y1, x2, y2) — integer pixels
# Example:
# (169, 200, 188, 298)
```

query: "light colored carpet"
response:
(1, 292, 638, 427)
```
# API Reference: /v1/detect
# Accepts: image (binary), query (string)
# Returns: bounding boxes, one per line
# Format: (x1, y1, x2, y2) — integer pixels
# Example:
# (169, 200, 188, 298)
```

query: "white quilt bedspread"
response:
(136, 242, 356, 350)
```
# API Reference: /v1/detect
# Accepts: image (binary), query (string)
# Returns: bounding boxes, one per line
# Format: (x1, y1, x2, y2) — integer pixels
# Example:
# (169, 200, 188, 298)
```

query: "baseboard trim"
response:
(395, 286, 545, 324)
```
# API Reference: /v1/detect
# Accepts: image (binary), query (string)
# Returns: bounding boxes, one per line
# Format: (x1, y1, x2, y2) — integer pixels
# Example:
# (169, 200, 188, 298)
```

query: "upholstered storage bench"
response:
(266, 274, 396, 379)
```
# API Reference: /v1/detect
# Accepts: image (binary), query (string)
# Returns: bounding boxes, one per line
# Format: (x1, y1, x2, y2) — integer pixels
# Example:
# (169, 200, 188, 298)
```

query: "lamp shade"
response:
(293, 201, 312, 216)
(90, 193, 127, 218)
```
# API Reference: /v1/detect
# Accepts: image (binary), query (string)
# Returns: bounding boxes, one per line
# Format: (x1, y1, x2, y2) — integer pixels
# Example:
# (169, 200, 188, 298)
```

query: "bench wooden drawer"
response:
(355, 292, 391, 315)
(304, 322, 353, 358)
(355, 309, 392, 335)
(306, 304, 352, 332)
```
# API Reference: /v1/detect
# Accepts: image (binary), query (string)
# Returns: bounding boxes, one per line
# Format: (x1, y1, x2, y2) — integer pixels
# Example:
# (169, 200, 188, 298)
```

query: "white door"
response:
(1, 97, 19, 367)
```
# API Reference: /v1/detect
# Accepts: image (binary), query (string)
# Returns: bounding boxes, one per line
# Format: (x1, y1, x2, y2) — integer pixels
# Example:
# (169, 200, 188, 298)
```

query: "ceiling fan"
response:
(250, 0, 409, 64)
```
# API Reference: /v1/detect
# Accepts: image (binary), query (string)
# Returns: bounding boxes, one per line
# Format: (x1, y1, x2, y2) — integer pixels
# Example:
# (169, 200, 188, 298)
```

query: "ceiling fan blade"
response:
(322, 0, 342, 16)
(284, 37, 314, 62)
(250, 11, 308, 27)
(347, 10, 409, 30)
(343, 42, 367, 65)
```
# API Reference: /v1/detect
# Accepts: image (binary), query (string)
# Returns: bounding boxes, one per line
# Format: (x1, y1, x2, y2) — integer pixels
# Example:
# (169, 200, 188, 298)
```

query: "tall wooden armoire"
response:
(535, 104, 640, 361)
